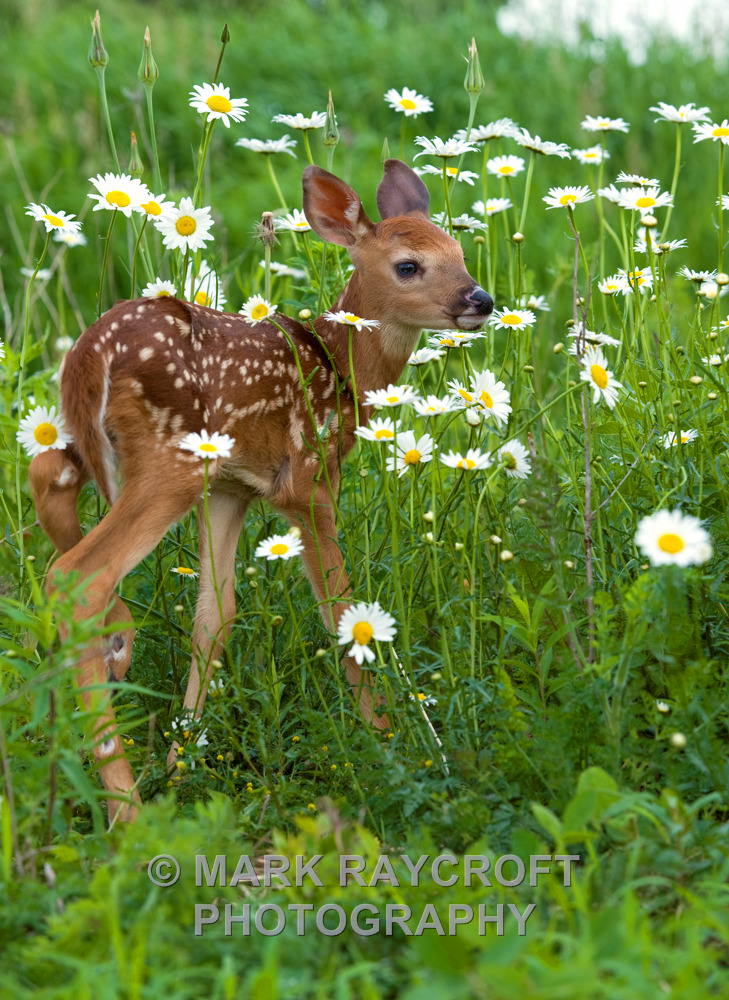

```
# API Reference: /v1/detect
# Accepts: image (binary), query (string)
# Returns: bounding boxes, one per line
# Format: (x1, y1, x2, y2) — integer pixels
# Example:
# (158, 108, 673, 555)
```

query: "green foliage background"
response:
(1, 1, 729, 998)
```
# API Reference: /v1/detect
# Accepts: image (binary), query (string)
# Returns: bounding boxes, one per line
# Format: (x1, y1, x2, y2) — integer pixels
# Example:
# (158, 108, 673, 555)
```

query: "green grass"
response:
(1, 1, 729, 997)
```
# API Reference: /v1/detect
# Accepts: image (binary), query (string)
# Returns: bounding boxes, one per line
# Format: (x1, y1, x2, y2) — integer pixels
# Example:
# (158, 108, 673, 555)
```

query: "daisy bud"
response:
(650, 294, 657, 302)
(245, 566, 257, 576)
(431, 671, 442, 680)
(454, 542, 464, 551)
(423, 510, 434, 522)
(221, 23, 231, 44)
(500, 549, 514, 562)
(667, 413, 675, 423)
(523, 364, 535, 372)
(473, 235, 485, 245)
(553, 342, 564, 354)
(289, 525, 302, 538)
(512, 232, 525, 243)
(211, 659, 222, 668)
(638, 381, 647, 389)
(708, 391, 718, 399)
(672, 399, 681, 407)
(670, 732, 686, 749)
(564, 560, 574, 569)
(315, 648, 327, 658)
(641, 214, 658, 228)
(517, 498, 528, 507)
(490, 534, 502, 544)
(717, 272, 729, 285)
(465, 408, 481, 427)
(568, 380, 576, 387)
(174, 604, 184, 613)
(425, 532, 434, 543)
(259, 212, 277, 249)
(128, 131, 144, 178)
(676, 346, 685, 354)
(576, 296, 585, 306)
(640, 563, 649, 571)
(464, 37, 485, 97)
(656, 700, 670, 713)
(359, 468, 369, 478)
(690, 375, 703, 385)
(88, 10, 108, 69)
(323, 90, 339, 151)
(299, 309, 312, 320)
(271, 615, 284, 627)
(565, 319, 575, 328)
(138, 26, 159, 86)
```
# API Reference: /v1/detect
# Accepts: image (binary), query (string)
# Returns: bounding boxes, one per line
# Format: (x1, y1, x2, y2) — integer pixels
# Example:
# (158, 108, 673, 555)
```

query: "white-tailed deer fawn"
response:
(29, 159, 493, 822)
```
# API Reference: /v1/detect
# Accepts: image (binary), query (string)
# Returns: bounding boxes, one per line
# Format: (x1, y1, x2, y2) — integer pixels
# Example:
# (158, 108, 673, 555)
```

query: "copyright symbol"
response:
(147, 854, 181, 886)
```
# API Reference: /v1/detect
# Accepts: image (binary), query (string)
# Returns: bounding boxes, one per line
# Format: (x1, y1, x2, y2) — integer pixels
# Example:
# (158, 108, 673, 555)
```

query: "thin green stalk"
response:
(662, 124, 682, 238)
(97, 209, 118, 319)
(518, 151, 536, 233)
(144, 86, 163, 195)
(265, 157, 289, 212)
(94, 66, 120, 172)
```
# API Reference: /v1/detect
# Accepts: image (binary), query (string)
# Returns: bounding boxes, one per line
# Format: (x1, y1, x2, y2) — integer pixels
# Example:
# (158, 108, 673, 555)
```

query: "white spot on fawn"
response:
(139, 347, 155, 362)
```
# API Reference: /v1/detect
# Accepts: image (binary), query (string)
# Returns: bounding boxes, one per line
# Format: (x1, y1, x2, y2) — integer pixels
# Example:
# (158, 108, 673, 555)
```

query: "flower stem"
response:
(97, 208, 118, 319)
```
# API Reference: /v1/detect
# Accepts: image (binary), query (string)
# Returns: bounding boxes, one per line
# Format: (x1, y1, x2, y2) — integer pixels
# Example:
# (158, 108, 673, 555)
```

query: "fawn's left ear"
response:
(376, 159, 430, 221)
(302, 165, 374, 247)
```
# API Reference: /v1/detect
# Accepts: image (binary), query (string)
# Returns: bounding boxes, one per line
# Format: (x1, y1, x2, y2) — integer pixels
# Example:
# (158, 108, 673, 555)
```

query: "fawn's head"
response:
(303, 159, 493, 332)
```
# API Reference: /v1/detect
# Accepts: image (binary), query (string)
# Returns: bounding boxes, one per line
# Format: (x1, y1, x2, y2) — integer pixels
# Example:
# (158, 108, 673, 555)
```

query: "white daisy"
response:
(275, 209, 311, 233)
(88, 173, 150, 217)
(617, 187, 673, 214)
(386, 430, 435, 476)
(408, 347, 444, 365)
(543, 185, 594, 210)
(185, 261, 226, 310)
(384, 87, 433, 117)
(498, 440, 532, 478)
(178, 429, 236, 459)
(235, 135, 297, 157)
(490, 307, 537, 330)
(254, 532, 305, 561)
(579, 345, 622, 408)
(416, 164, 479, 185)
(189, 82, 248, 128)
(412, 394, 457, 416)
(427, 331, 484, 349)
(470, 369, 512, 425)
(20, 267, 52, 281)
(679, 267, 718, 283)
(136, 192, 175, 220)
(454, 118, 521, 142)
(616, 171, 661, 187)
(25, 203, 82, 234)
(661, 429, 699, 448)
(142, 278, 176, 298)
(272, 111, 327, 130)
(598, 274, 630, 295)
(486, 154, 525, 178)
(16, 404, 73, 457)
(322, 310, 380, 331)
(472, 197, 513, 216)
(597, 183, 626, 204)
(514, 129, 571, 157)
(337, 601, 397, 665)
(260, 260, 307, 280)
(154, 197, 215, 252)
(172, 565, 198, 578)
(617, 267, 653, 293)
(354, 416, 400, 442)
(572, 145, 609, 165)
(447, 378, 476, 407)
(692, 120, 729, 144)
(0, 341, 6, 360)
(431, 211, 488, 233)
(635, 509, 712, 567)
(581, 115, 630, 133)
(517, 293, 550, 311)
(364, 384, 420, 408)
(53, 229, 87, 247)
(651, 102, 711, 124)
(440, 448, 492, 470)
(414, 135, 477, 159)
(239, 295, 277, 324)
(567, 328, 621, 353)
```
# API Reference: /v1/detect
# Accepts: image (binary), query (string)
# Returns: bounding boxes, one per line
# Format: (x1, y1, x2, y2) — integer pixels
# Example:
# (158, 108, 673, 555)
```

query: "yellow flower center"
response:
(399, 99, 417, 110)
(344, 314, 361, 323)
(34, 422, 58, 446)
(501, 314, 521, 325)
(176, 216, 197, 236)
(584, 152, 598, 159)
(270, 543, 289, 555)
(199, 442, 218, 453)
(352, 621, 374, 645)
(105, 190, 131, 208)
(403, 448, 422, 465)
(194, 290, 212, 306)
(458, 458, 476, 469)
(374, 428, 394, 439)
(295, 221, 309, 228)
(446, 166, 458, 176)
(680, 435, 690, 443)
(141, 200, 162, 216)
(713, 127, 729, 137)
(156, 289, 171, 297)
(479, 391, 493, 408)
(251, 303, 269, 319)
(207, 94, 232, 113)
(498, 166, 514, 174)
(502, 451, 517, 470)
(657, 533, 685, 554)
(590, 364, 608, 389)
(635, 196, 656, 208)
(559, 194, 577, 205)
(176, 566, 195, 575)
(386, 395, 400, 403)
(43, 213, 64, 227)
(440, 338, 455, 347)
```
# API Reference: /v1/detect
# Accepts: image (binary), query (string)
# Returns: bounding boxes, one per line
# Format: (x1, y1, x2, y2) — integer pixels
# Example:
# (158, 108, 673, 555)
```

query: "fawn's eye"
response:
(396, 261, 418, 277)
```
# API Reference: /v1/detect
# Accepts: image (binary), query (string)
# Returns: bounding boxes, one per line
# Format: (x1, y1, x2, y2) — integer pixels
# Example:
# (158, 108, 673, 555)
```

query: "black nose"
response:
(466, 286, 494, 315)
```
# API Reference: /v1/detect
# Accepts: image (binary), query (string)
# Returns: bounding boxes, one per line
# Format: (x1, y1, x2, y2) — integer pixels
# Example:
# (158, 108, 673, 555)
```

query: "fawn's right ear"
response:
(302, 165, 374, 247)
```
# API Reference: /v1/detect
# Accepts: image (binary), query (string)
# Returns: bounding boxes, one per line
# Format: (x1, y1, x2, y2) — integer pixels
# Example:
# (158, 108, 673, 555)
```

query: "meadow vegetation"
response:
(1, 0, 728, 996)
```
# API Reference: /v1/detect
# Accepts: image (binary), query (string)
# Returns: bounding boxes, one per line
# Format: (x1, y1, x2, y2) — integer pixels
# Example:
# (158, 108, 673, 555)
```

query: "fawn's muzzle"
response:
(465, 286, 494, 315)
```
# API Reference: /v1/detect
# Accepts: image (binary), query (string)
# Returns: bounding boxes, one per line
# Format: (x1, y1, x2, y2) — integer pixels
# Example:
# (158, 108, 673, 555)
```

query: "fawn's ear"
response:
(376, 159, 430, 220)
(302, 165, 374, 247)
